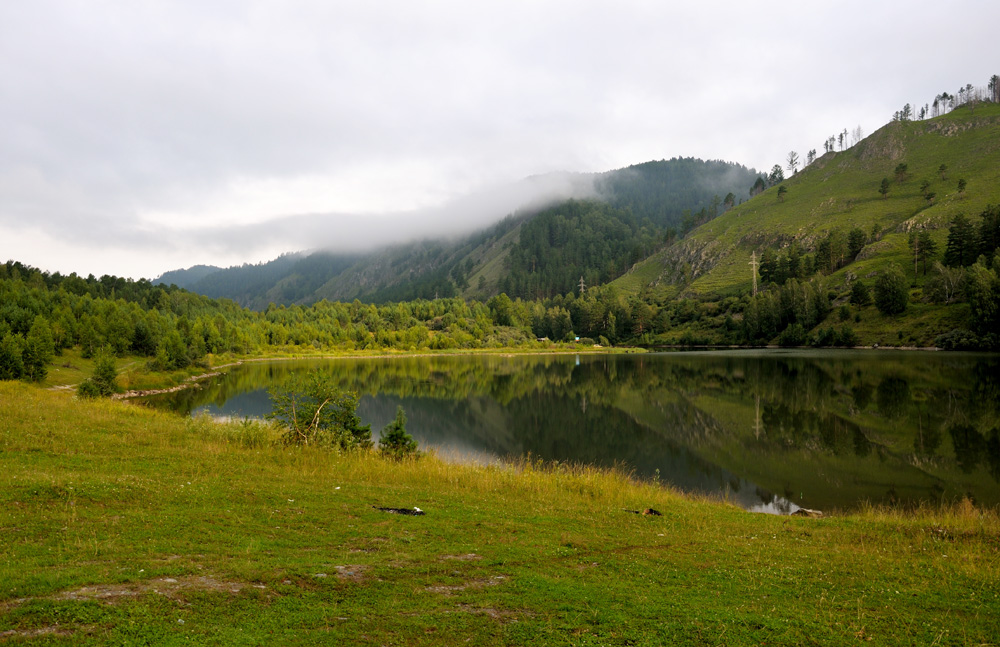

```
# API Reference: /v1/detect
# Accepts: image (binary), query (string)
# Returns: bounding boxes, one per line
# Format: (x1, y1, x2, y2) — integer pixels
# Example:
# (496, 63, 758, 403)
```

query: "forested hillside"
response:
(613, 96, 1000, 348)
(158, 158, 758, 308)
(498, 200, 659, 299)
(0, 258, 656, 387)
(595, 158, 756, 233)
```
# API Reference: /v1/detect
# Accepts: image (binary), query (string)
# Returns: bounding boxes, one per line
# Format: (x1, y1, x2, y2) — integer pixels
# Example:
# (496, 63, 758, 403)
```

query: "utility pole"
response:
(749, 251, 759, 297)
(578, 275, 586, 295)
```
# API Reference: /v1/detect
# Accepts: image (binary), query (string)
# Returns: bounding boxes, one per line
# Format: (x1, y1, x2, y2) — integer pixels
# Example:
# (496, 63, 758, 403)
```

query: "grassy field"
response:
(2, 382, 998, 645)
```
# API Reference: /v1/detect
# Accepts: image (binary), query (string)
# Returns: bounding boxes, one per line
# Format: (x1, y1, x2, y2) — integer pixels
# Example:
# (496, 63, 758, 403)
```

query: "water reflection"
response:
(140, 350, 1000, 512)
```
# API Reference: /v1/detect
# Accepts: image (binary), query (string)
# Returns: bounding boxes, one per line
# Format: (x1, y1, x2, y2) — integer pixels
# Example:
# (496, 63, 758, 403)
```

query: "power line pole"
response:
(749, 251, 759, 297)
(578, 275, 586, 295)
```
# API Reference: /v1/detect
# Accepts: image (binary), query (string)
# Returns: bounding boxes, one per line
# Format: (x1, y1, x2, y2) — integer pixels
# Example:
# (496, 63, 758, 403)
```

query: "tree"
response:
(848, 228, 867, 259)
(879, 177, 890, 199)
(758, 249, 778, 284)
(850, 280, 872, 307)
(978, 204, 1000, 258)
(816, 239, 832, 272)
(723, 192, 735, 210)
(944, 213, 978, 267)
(990, 74, 1000, 104)
(267, 372, 372, 450)
(0, 333, 25, 381)
(768, 165, 784, 186)
(487, 293, 514, 326)
(925, 262, 964, 304)
(21, 316, 55, 382)
(777, 185, 788, 202)
(378, 406, 419, 460)
(786, 151, 799, 175)
(965, 263, 1000, 337)
(77, 347, 122, 398)
(917, 231, 937, 275)
(874, 264, 909, 315)
(957, 178, 967, 195)
(806, 149, 817, 165)
(894, 163, 908, 183)
(851, 125, 864, 146)
(938, 164, 948, 180)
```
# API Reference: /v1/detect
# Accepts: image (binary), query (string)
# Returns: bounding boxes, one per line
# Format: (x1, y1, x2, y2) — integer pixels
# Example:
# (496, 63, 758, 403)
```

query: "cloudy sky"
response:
(2, 1, 997, 279)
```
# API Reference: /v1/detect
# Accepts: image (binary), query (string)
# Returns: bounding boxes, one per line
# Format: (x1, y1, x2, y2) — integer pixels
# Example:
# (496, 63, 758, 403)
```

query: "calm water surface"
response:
(141, 350, 1000, 513)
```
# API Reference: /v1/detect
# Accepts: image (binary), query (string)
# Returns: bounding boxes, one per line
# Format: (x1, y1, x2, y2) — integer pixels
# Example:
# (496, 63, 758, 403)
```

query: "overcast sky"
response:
(1, 1, 997, 279)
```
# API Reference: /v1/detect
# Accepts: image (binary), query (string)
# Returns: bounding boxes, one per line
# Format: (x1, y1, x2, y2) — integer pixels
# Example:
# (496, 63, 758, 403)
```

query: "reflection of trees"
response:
(949, 424, 988, 474)
(143, 351, 1000, 507)
(877, 377, 911, 419)
(987, 430, 1000, 483)
(852, 383, 873, 410)
(913, 423, 943, 461)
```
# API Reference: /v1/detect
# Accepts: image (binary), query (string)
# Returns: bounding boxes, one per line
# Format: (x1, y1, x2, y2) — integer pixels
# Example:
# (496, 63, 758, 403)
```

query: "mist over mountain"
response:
(156, 157, 758, 308)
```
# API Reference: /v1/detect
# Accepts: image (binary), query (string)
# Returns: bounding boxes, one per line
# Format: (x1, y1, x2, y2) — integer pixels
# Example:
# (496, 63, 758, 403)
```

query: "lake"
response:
(140, 350, 1000, 514)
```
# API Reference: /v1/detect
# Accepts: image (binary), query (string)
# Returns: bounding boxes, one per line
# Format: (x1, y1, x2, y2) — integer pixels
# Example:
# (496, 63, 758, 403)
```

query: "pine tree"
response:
(850, 281, 872, 307)
(917, 231, 937, 275)
(944, 214, 977, 267)
(378, 406, 418, 460)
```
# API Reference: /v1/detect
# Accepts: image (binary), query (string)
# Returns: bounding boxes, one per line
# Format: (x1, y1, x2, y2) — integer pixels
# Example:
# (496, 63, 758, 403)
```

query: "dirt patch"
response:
(425, 575, 506, 595)
(453, 603, 527, 622)
(439, 553, 481, 561)
(52, 576, 261, 605)
(0, 625, 86, 639)
(333, 565, 368, 583)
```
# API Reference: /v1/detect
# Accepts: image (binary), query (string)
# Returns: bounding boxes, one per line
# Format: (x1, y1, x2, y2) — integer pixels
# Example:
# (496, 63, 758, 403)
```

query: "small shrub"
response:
(267, 372, 371, 450)
(778, 323, 807, 347)
(837, 325, 860, 347)
(934, 329, 981, 350)
(378, 406, 418, 460)
(812, 327, 837, 347)
(850, 280, 872, 307)
(77, 347, 122, 398)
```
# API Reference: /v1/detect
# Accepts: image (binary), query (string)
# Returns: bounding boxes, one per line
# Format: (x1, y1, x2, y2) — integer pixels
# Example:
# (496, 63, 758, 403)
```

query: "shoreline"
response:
(112, 342, 977, 400)
(112, 346, 641, 399)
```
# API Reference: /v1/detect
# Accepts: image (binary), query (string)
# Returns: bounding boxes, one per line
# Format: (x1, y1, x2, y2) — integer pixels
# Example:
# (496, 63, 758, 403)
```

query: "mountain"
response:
(612, 102, 1000, 346)
(154, 264, 222, 290)
(158, 158, 758, 309)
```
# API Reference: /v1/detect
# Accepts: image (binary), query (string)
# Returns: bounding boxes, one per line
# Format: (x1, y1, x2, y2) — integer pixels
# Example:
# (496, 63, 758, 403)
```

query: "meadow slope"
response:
(2, 382, 998, 645)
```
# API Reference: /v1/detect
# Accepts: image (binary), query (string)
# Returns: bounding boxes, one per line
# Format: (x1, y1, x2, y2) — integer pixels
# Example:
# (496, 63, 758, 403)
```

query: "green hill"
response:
(613, 103, 1000, 347)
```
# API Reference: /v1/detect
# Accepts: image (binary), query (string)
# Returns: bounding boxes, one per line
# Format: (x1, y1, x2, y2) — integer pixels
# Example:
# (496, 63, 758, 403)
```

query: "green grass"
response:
(2, 382, 998, 645)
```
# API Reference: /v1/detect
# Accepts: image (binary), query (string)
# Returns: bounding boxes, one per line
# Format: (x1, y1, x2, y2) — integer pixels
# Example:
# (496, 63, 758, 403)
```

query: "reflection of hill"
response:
(613, 352, 1000, 509)
(142, 351, 1000, 510)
